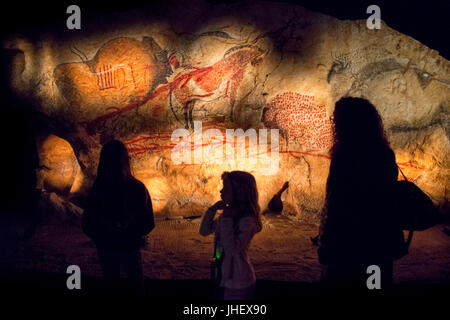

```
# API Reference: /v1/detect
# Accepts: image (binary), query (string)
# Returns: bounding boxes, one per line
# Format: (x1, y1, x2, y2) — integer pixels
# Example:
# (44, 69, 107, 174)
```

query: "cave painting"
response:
(54, 37, 264, 134)
(263, 92, 333, 150)
(168, 45, 263, 128)
(54, 37, 169, 115)
(123, 119, 280, 175)
(95, 63, 153, 91)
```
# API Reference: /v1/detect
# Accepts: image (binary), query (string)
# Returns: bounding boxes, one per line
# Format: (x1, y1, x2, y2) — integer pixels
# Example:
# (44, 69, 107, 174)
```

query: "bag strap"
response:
(396, 165, 414, 251)
(406, 229, 414, 247)
(397, 165, 408, 181)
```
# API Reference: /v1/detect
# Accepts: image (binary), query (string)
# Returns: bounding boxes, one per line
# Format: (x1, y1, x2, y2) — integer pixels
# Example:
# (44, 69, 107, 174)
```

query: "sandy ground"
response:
(6, 211, 450, 287)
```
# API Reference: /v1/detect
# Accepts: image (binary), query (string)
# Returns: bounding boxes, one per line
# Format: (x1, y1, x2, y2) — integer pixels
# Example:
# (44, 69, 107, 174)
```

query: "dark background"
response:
(0, 0, 449, 59)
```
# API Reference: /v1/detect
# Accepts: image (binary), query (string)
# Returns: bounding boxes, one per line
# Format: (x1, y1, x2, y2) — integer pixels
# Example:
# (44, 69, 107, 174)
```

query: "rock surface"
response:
(2, 0, 449, 219)
(37, 134, 80, 195)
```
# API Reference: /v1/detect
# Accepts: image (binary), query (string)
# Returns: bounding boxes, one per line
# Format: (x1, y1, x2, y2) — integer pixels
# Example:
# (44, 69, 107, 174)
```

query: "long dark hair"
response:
(96, 140, 132, 184)
(91, 140, 132, 213)
(330, 97, 390, 158)
(320, 97, 393, 241)
(222, 171, 262, 233)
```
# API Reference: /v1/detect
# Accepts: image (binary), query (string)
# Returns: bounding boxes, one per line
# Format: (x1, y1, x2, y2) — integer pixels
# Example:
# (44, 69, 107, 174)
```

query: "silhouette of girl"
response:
(200, 171, 262, 300)
(318, 97, 402, 295)
(82, 140, 154, 294)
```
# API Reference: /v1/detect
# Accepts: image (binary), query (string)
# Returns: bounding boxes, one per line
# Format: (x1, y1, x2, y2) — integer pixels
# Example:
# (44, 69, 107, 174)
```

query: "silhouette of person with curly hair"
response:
(318, 97, 403, 297)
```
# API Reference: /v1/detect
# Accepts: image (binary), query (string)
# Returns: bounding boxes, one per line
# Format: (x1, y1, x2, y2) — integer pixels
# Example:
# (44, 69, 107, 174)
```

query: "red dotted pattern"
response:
(263, 92, 333, 150)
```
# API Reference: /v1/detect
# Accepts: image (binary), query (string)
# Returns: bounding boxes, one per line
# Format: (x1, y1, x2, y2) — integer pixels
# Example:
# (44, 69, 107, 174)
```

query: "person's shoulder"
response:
(378, 144, 396, 161)
(87, 181, 100, 200)
(127, 177, 148, 193)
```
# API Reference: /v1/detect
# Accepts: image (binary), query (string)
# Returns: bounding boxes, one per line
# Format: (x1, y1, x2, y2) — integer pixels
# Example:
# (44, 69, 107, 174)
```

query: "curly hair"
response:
(331, 97, 390, 157)
(221, 171, 262, 233)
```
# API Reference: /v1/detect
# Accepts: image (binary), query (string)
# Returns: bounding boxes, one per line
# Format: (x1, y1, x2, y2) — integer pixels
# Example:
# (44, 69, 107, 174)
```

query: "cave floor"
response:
(7, 213, 450, 286)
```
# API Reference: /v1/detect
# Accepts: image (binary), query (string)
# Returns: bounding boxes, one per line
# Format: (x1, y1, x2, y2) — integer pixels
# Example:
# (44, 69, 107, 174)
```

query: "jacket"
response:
(199, 209, 258, 289)
(82, 177, 155, 251)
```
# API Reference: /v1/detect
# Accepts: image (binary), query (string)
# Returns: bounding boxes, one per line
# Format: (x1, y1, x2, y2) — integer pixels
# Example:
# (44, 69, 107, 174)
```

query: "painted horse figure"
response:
(168, 45, 264, 129)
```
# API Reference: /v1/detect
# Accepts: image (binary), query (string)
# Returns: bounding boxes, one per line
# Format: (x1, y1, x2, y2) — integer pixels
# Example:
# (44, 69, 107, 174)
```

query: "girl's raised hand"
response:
(209, 200, 226, 212)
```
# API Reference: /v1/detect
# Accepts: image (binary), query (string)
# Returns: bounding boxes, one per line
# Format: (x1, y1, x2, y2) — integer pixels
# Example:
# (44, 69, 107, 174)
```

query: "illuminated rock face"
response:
(37, 135, 80, 194)
(3, 1, 449, 218)
(263, 92, 333, 150)
(53, 37, 167, 121)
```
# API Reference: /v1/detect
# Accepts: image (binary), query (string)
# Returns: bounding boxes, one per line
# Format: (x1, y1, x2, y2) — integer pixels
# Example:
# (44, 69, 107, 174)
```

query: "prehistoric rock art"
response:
(4, 1, 449, 218)
(54, 37, 264, 135)
(54, 37, 169, 129)
(168, 45, 264, 128)
(263, 92, 333, 150)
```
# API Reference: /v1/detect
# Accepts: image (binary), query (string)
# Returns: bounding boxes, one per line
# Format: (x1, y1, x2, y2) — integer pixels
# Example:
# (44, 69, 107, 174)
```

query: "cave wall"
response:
(3, 1, 449, 219)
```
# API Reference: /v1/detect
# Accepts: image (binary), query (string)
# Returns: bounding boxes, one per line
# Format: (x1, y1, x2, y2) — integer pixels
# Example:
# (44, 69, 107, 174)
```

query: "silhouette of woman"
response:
(82, 140, 154, 294)
(200, 171, 262, 300)
(317, 97, 402, 296)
